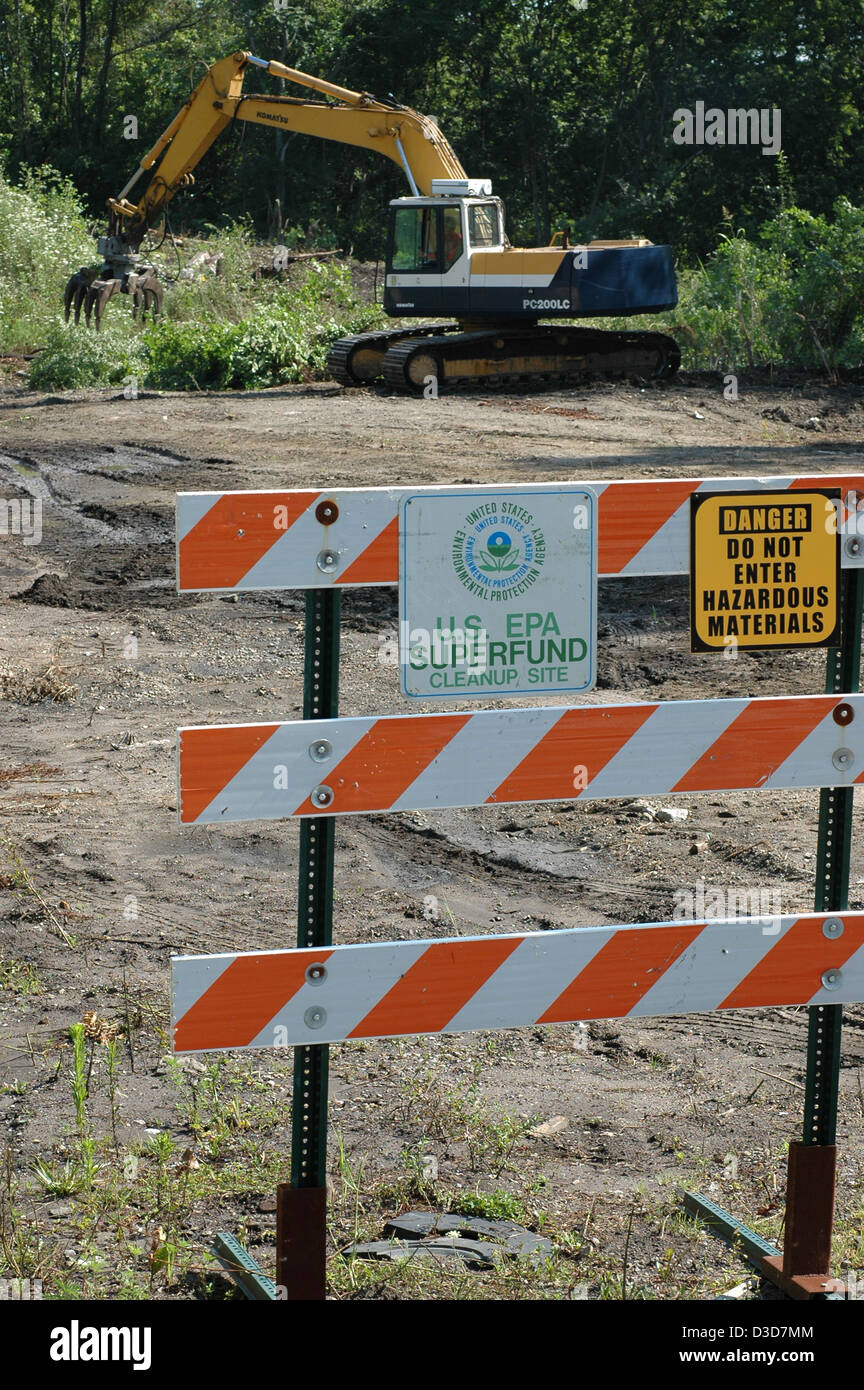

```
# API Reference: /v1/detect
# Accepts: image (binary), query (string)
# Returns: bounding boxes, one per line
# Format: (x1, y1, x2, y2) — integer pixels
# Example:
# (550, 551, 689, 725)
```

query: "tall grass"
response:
(25, 252, 387, 391)
(0, 164, 93, 349)
(26, 322, 147, 389)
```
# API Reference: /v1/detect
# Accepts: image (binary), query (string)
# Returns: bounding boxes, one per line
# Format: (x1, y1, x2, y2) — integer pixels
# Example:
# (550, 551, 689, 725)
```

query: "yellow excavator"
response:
(65, 51, 680, 391)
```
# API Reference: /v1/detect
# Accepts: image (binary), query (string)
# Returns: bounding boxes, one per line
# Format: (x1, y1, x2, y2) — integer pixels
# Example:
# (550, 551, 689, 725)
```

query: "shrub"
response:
(142, 259, 386, 390)
(28, 321, 146, 390)
(142, 319, 239, 390)
(760, 200, 864, 370)
(225, 308, 308, 387)
(670, 200, 864, 371)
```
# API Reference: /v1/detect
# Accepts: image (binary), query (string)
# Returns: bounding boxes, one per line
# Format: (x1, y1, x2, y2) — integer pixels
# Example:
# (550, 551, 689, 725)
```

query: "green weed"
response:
(0, 956, 41, 994)
(447, 1188, 528, 1222)
(69, 1023, 100, 1190)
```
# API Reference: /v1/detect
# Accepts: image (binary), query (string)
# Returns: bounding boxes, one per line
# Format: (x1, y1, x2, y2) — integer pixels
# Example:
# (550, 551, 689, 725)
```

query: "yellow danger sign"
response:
(690, 490, 840, 651)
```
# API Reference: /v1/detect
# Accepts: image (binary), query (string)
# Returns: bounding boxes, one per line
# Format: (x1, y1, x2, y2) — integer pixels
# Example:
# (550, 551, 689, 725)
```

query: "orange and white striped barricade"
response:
(172, 911, 864, 1054)
(173, 469, 864, 1302)
(176, 474, 864, 592)
(177, 693, 864, 825)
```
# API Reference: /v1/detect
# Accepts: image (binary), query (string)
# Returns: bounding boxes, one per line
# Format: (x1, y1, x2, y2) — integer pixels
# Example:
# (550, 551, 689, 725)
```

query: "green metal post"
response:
(277, 587, 340, 1300)
(779, 566, 864, 1281)
(684, 565, 864, 1297)
(806, 569, 864, 1139)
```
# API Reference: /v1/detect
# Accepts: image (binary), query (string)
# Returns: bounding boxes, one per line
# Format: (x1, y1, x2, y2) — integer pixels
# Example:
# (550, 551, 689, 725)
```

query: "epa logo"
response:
(452, 503, 546, 599)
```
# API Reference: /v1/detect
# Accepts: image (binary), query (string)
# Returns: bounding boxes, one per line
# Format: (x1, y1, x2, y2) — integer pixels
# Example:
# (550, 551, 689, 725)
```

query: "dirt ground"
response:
(1, 367, 863, 1301)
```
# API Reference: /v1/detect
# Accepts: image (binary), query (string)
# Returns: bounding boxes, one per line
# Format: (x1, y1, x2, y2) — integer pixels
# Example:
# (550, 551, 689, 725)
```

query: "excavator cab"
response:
(384, 183, 503, 317)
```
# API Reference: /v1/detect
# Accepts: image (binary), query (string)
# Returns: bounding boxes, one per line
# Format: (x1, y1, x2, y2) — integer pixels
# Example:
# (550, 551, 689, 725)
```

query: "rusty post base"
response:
(761, 1255, 845, 1300)
(276, 1184, 327, 1300)
(783, 1141, 836, 1276)
(686, 1140, 845, 1301)
(759, 1141, 838, 1300)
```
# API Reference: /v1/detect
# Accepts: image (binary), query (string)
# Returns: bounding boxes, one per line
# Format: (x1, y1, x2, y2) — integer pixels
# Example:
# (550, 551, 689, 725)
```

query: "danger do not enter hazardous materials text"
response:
(690, 489, 840, 651)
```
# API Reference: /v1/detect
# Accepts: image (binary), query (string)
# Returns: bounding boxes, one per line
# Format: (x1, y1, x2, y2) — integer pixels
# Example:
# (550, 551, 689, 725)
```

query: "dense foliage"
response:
(1, 1, 862, 259)
(4, 179, 388, 389)
(0, 164, 93, 345)
(3, 162, 862, 385)
(674, 199, 864, 371)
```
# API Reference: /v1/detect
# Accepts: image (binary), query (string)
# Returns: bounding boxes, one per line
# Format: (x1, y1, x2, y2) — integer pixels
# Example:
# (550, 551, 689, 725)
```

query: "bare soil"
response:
(1, 368, 863, 1300)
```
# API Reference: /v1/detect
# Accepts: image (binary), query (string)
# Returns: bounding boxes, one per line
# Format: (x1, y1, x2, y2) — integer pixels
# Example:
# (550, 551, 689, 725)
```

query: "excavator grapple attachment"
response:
(64, 267, 102, 325)
(63, 265, 163, 329)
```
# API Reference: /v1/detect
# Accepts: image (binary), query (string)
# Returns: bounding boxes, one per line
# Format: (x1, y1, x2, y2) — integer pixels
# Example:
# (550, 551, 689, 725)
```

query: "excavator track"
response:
(380, 326, 680, 393)
(326, 325, 458, 385)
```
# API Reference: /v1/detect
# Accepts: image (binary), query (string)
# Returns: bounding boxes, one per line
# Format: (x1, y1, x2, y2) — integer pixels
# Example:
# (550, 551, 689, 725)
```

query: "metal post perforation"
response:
(291, 588, 340, 1189)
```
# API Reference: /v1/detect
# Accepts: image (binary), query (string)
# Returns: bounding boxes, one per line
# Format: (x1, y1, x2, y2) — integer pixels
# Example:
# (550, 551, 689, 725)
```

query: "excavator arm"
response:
(65, 50, 466, 323)
(114, 51, 465, 247)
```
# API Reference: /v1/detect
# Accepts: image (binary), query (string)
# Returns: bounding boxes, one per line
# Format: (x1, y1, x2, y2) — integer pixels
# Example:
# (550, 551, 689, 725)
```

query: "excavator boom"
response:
(110, 52, 464, 252)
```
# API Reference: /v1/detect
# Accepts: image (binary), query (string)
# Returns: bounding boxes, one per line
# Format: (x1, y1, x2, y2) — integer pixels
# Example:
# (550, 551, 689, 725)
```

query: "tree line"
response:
(1, 0, 862, 261)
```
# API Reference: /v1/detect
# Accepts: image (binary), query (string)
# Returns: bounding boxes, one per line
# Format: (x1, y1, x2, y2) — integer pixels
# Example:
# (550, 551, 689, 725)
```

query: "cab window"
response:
(442, 206, 464, 267)
(391, 207, 439, 271)
(467, 203, 500, 248)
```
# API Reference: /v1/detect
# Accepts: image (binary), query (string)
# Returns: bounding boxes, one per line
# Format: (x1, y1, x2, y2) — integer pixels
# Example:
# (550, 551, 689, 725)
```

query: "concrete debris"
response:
(341, 1211, 560, 1270)
(529, 1115, 569, 1138)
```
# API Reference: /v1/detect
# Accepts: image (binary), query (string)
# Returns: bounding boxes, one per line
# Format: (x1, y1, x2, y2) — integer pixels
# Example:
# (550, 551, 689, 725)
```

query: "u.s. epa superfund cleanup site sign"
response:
(690, 489, 840, 651)
(399, 487, 597, 697)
